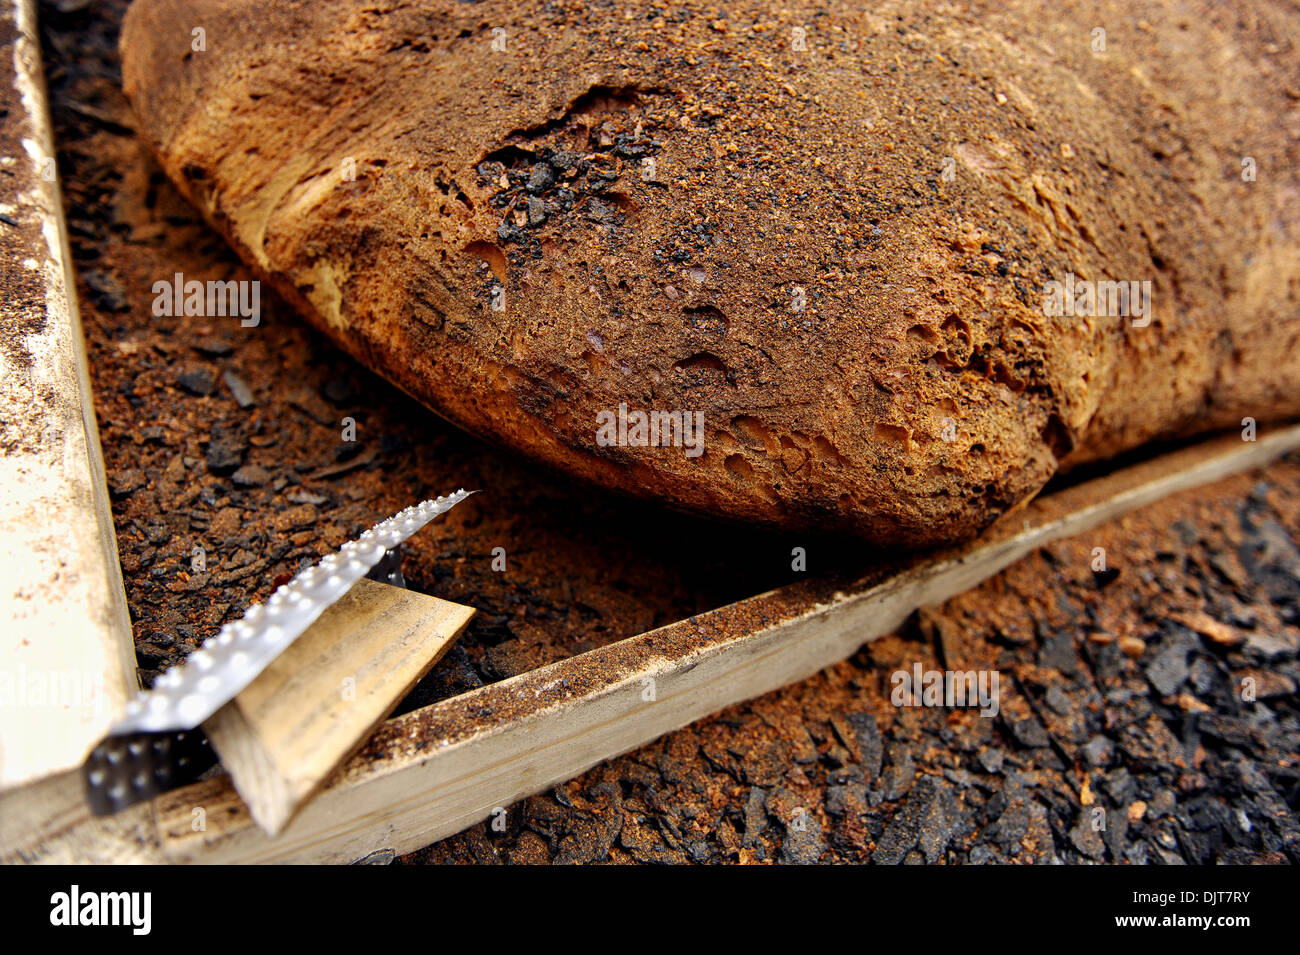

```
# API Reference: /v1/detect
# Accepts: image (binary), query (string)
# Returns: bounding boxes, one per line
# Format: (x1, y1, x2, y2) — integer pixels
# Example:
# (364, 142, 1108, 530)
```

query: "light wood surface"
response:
(203, 578, 475, 835)
(0, 0, 137, 792)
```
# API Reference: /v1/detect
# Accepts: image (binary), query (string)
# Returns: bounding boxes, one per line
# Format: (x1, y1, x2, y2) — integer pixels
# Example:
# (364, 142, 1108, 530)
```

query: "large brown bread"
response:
(119, 0, 1300, 546)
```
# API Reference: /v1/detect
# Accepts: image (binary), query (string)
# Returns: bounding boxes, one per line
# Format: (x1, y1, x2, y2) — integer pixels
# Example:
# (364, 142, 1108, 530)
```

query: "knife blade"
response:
(82, 490, 473, 813)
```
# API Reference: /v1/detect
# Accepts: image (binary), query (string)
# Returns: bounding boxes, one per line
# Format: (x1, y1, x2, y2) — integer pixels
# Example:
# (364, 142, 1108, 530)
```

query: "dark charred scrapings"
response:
(477, 111, 663, 266)
(409, 465, 1300, 865)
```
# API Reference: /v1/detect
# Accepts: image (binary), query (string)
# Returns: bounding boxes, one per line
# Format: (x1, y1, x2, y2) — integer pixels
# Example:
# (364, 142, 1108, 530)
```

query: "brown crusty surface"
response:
(119, 0, 1300, 546)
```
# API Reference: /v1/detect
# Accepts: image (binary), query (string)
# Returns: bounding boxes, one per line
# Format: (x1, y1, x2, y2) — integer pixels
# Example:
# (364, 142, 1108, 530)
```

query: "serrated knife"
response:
(83, 490, 473, 814)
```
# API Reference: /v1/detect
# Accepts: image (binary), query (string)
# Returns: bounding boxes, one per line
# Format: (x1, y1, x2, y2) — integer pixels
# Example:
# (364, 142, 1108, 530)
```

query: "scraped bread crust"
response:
(120, 0, 1300, 545)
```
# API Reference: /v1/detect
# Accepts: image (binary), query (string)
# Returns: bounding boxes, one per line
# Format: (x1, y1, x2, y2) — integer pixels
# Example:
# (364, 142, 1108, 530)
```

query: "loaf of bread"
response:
(120, 0, 1300, 546)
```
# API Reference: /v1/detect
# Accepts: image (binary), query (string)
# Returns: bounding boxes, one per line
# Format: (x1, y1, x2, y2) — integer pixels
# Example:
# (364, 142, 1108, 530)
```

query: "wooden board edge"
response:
(0, 0, 137, 793)
(203, 583, 475, 836)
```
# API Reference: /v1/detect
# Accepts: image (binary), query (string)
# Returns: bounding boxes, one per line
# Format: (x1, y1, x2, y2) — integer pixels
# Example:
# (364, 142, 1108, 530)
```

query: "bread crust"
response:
(120, 0, 1300, 545)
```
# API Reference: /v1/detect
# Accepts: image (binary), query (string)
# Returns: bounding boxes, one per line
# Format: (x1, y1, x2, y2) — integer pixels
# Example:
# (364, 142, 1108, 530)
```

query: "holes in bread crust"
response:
(941, 314, 971, 341)
(1041, 412, 1075, 461)
(810, 435, 847, 467)
(673, 352, 732, 386)
(605, 191, 639, 214)
(685, 305, 729, 337)
(723, 454, 754, 481)
(875, 422, 911, 448)
(730, 415, 772, 450)
(464, 240, 508, 284)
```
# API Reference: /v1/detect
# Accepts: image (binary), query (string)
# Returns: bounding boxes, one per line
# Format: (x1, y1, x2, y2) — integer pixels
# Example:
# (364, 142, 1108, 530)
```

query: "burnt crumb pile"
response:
(478, 101, 665, 255)
(463, 92, 671, 312)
